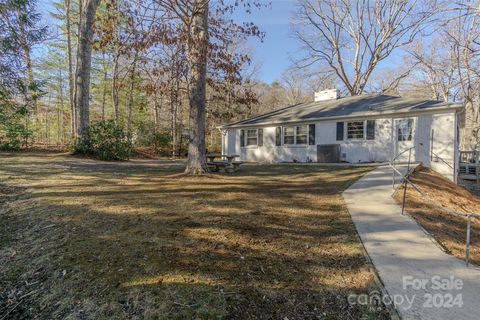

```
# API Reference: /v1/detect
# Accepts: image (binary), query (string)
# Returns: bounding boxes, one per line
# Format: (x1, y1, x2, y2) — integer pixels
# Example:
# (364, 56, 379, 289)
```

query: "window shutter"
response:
(258, 128, 263, 146)
(240, 129, 245, 147)
(366, 120, 375, 140)
(275, 127, 282, 146)
(336, 122, 344, 141)
(308, 124, 315, 145)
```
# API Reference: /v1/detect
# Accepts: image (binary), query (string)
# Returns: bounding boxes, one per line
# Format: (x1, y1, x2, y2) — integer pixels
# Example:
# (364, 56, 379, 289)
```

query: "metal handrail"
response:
(389, 156, 480, 267)
(431, 150, 454, 169)
(389, 164, 421, 194)
(391, 146, 415, 164)
(390, 146, 415, 189)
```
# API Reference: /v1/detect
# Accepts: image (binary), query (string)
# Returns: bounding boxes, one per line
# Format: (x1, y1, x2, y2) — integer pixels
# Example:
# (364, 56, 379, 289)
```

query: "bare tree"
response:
(293, 0, 441, 96)
(407, 40, 457, 102)
(74, 0, 101, 141)
(18, 8, 36, 112)
(280, 68, 311, 105)
(151, 0, 264, 174)
(184, 0, 209, 174)
(126, 47, 139, 138)
(446, 2, 480, 149)
(65, 0, 76, 138)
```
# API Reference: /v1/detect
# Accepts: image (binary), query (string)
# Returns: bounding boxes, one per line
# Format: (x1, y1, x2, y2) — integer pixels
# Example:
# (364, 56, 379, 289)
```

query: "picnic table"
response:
(207, 154, 239, 163)
(206, 154, 242, 173)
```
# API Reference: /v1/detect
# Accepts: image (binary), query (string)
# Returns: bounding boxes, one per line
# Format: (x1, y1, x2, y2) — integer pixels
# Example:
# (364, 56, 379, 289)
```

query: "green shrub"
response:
(0, 103, 32, 151)
(152, 131, 172, 152)
(74, 120, 132, 161)
(136, 123, 174, 155)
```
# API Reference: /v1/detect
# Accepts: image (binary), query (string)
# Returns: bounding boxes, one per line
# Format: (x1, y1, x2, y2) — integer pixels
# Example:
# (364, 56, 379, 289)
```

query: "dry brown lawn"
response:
(394, 166, 480, 266)
(0, 153, 388, 319)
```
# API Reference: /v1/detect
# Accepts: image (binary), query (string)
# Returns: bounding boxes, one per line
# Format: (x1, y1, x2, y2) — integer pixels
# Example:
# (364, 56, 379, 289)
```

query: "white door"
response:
(394, 118, 415, 162)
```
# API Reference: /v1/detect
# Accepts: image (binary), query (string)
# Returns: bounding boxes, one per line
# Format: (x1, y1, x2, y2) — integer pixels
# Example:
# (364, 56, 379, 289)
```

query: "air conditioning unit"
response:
(317, 144, 341, 163)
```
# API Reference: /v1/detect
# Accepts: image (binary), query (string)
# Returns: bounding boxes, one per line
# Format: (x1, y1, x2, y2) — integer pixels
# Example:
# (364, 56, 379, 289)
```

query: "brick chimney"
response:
(314, 89, 339, 102)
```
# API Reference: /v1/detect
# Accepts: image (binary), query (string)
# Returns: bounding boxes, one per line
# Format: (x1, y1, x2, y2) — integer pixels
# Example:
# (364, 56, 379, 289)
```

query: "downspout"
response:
(390, 117, 395, 160)
(454, 110, 460, 184)
(219, 127, 227, 155)
(221, 130, 225, 155)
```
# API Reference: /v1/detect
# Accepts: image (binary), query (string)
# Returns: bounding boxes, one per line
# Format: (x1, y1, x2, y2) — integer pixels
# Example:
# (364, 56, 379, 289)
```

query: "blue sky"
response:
(232, 0, 299, 83)
(37, 0, 297, 84)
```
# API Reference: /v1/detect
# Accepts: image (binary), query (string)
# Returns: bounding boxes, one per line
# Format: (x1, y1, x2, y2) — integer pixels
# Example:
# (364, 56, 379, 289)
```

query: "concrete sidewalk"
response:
(343, 165, 480, 320)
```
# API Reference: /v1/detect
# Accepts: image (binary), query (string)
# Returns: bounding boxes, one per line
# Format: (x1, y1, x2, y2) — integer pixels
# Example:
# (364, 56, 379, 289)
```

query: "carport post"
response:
(466, 214, 472, 267)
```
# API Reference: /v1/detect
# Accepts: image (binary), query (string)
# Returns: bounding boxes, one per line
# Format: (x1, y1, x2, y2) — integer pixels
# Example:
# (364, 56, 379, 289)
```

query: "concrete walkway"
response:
(343, 165, 480, 320)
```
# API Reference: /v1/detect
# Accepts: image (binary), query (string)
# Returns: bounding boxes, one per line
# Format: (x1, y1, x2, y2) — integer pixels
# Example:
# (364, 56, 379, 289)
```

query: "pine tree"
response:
(0, 0, 46, 149)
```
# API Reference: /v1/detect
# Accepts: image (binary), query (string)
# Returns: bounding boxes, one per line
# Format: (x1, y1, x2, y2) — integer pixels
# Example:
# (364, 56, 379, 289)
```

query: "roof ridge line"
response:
(222, 101, 307, 127)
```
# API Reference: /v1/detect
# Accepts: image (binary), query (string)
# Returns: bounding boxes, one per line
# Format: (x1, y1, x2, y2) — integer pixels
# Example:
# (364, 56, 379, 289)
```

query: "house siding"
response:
(223, 110, 458, 181)
(423, 113, 456, 181)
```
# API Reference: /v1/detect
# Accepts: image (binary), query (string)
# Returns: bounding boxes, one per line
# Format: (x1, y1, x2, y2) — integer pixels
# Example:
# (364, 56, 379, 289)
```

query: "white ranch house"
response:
(220, 90, 463, 181)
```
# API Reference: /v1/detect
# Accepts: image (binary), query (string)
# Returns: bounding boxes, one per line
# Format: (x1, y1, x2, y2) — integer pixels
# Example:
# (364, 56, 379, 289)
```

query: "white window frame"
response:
(396, 118, 413, 141)
(296, 125, 308, 145)
(283, 125, 308, 145)
(283, 126, 295, 145)
(245, 128, 258, 146)
(346, 121, 365, 140)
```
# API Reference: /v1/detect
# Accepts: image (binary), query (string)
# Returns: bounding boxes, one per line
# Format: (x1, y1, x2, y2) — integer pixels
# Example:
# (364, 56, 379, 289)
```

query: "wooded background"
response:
(1, 0, 479, 165)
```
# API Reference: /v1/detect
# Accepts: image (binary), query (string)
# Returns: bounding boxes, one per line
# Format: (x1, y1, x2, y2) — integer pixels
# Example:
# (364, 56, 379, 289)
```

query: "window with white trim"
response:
(246, 129, 258, 146)
(397, 119, 413, 141)
(296, 126, 308, 144)
(283, 125, 308, 145)
(347, 121, 364, 139)
(283, 127, 295, 144)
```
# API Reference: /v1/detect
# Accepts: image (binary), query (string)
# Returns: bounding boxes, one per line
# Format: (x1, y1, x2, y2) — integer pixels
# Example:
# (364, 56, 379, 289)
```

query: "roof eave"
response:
(220, 104, 464, 129)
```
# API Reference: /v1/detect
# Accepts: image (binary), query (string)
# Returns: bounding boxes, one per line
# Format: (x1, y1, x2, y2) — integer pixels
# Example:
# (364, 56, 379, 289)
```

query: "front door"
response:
(394, 118, 415, 162)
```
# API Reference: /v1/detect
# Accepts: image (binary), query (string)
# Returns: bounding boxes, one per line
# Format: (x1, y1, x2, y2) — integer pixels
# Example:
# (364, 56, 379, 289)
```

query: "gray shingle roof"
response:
(222, 94, 463, 128)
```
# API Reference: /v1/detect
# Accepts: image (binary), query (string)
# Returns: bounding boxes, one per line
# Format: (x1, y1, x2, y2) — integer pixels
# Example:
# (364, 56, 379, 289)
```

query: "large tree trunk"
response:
(74, 0, 100, 141)
(171, 95, 178, 157)
(126, 50, 138, 138)
(170, 63, 179, 157)
(58, 69, 65, 144)
(185, 0, 209, 174)
(65, 0, 76, 139)
(111, 45, 120, 123)
(101, 52, 108, 121)
(153, 93, 160, 133)
(111, 1, 121, 123)
(18, 9, 36, 113)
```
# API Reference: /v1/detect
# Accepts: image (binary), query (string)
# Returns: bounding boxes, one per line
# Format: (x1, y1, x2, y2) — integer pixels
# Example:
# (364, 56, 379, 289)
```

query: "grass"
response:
(0, 153, 389, 319)
(394, 166, 480, 266)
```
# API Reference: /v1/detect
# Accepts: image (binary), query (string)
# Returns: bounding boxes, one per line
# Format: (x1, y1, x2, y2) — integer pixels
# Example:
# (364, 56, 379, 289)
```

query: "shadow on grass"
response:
(0, 154, 388, 319)
(396, 166, 480, 267)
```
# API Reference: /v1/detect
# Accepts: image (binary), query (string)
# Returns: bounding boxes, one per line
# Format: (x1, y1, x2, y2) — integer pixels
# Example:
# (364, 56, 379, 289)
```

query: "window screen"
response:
(347, 121, 364, 139)
(246, 129, 257, 146)
(296, 125, 308, 145)
(397, 119, 413, 141)
(283, 127, 295, 144)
